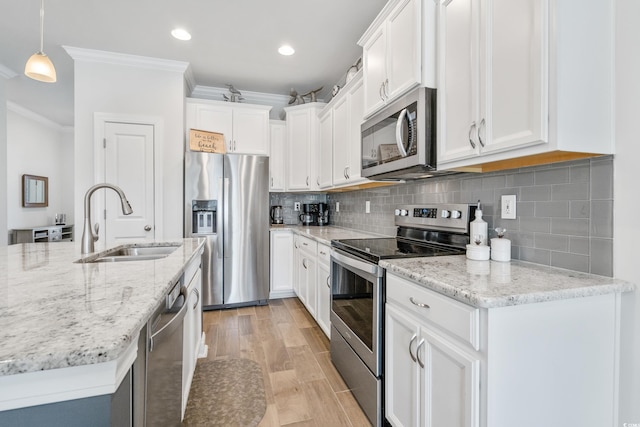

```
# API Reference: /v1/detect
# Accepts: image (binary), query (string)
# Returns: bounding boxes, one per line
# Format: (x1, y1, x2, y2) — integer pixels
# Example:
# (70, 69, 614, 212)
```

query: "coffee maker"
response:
(317, 203, 329, 226)
(299, 203, 319, 226)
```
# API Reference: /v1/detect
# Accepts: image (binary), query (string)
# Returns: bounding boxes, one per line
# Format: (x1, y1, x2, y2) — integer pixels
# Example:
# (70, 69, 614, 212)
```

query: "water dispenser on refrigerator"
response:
(192, 200, 216, 234)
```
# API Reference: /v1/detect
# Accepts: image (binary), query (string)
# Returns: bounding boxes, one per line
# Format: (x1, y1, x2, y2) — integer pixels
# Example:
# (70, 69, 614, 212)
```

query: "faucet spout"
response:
(81, 183, 133, 254)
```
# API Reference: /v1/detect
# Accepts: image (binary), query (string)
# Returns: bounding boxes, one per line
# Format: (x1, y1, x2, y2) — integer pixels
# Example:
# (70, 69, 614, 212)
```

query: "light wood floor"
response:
(202, 297, 372, 427)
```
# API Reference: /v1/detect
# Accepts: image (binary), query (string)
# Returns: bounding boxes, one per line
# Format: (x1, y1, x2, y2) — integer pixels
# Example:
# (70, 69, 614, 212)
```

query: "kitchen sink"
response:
(76, 243, 181, 263)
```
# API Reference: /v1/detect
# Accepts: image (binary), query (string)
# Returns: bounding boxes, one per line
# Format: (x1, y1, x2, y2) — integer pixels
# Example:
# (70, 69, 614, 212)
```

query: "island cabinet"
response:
(437, 0, 614, 172)
(285, 103, 325, 191)
(359, 0, 436, 118)
(182, 260, 203, 418)
(269, 229, 295, 298)
(186, 98, 271, 155)
(385, 272, 621, 427)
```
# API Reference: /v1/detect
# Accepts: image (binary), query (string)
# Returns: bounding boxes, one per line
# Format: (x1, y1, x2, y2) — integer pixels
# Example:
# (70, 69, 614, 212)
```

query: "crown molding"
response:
(0, 63, 18, 80)
(7, 101, 67, 132)
(63, 46, 189, 74)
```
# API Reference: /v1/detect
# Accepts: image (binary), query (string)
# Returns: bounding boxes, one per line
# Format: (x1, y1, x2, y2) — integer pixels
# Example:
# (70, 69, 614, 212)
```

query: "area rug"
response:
(182, 358, 267, 427)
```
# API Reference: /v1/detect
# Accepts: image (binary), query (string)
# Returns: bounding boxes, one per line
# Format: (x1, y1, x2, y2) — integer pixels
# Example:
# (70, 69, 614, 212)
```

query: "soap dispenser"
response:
(470, 200, 488, 246)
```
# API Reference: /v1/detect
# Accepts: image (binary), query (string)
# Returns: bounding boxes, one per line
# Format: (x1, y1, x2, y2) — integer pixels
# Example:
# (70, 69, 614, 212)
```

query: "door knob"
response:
(144, 225, 152, 231)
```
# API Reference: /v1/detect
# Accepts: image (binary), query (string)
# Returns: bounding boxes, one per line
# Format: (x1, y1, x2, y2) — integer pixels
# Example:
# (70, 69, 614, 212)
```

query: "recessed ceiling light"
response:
(278, 45, 295, 56)
(171, 28, 192, 41)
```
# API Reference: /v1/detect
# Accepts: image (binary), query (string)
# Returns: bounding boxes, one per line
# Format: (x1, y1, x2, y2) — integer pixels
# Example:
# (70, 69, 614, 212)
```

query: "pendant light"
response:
(24, 0, 56, 83)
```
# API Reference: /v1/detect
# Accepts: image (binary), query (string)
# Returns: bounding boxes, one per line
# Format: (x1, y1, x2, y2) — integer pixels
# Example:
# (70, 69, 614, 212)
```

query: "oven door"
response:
(330, 248, 384, 376)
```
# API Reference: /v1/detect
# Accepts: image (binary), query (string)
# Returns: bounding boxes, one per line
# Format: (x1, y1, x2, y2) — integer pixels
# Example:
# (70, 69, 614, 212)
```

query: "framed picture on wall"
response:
(22, 174, 48, 208)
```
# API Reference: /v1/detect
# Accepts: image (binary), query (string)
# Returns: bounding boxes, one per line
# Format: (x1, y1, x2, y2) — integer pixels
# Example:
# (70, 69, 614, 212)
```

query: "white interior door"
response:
(103, 122, 155, 243)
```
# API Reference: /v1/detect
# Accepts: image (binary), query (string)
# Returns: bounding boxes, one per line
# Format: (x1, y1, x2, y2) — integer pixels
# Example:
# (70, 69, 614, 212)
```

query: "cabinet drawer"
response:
(317, 243, 331, 266)
(298, 235, 317, 255)
(387, 273, 480, 350)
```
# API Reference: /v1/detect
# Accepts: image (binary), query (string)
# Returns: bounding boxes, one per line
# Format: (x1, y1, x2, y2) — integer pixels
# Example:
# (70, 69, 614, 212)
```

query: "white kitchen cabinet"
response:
(186, 98, 271, 155)
(359, 0, 436, 118)
(386, 282, 480, 427)
(284, 103, 325, 191)
(295, 235, 318, 318)
(316, 243, 331, 338)
(386, 271, 622, 427)
(269, 120, 287, 192)
(318, 109, 333, 189)
(437, 0, 614, 171)
(270, 229, 294, 299)
(182, 261, 203, 418)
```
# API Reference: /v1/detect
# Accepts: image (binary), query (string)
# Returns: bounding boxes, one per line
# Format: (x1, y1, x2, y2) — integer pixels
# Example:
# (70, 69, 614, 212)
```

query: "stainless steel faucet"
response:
(81, 183, 133, 254)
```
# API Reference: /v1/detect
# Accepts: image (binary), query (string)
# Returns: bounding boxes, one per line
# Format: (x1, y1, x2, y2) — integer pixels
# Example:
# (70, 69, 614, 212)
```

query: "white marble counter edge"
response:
(381, 258, 635, 309)
(0, 241, 206, 411)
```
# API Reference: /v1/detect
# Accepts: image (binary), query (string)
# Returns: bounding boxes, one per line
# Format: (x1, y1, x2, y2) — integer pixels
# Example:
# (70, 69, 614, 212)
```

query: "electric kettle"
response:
(270, 205, 284, 224)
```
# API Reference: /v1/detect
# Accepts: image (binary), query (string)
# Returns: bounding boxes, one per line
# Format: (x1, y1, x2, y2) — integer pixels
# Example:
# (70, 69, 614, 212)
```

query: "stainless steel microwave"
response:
(361, 87, 441, 180)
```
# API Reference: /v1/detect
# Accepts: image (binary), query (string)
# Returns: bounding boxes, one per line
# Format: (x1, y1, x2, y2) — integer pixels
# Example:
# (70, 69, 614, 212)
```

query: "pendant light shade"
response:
(25, 0, 56, 83)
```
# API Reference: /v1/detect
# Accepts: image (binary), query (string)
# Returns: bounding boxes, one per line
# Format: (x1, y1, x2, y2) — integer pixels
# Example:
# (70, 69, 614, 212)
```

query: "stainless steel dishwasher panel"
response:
(145, 280, 189, 427)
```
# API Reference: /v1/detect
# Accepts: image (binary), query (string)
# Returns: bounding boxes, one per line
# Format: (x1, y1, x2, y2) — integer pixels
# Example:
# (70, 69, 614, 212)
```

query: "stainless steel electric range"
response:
(329, 203, 476, 426)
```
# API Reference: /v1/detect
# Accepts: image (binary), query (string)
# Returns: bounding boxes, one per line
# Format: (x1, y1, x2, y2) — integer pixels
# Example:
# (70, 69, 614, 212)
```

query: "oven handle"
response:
(331, 249, 383, 277)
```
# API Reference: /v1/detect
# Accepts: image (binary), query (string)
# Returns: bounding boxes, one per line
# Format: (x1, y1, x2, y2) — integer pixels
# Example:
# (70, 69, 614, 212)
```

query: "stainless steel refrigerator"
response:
(184, 152, 269, 309)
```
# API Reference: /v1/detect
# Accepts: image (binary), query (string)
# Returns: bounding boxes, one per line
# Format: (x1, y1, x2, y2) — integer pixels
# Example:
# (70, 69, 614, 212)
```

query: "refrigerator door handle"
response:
(223, 177, 230, 258)
(217, 177, 224, 258)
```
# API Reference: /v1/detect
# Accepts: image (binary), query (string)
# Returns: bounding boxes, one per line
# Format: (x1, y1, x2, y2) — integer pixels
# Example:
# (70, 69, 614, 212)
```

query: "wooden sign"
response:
(189, 128, 226, 153)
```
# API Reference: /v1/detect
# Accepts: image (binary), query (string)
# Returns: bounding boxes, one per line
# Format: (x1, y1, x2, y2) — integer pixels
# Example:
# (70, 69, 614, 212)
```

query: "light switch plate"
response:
(365, 201, 371, 213)
(501, 195, 517, 219)
(336, 202, 340, 212)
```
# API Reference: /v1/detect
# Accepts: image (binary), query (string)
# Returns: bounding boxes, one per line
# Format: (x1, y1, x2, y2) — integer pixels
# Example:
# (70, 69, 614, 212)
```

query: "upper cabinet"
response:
(186, 98, 272, 156)
(269, 120, 287, 192)
(359, 0, 436, 118)
(318, 108, 334, 190)
(285, 103, 325, 191)
(437, 0, 614, 171)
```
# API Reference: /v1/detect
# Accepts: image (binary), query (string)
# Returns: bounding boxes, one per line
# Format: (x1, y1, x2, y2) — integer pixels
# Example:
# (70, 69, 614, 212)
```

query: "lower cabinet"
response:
(182, 262, 203, 418)
(270, 229, 294, 298)
(386, 304, 479, 427)
(386, 271, 622, 427)
(295, 235, 318, 318)
(316, 243, 331, 337)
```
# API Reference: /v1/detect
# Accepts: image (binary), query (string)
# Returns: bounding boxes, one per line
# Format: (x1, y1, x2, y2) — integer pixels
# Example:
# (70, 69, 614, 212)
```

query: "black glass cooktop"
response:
(332, 237, 465, 264)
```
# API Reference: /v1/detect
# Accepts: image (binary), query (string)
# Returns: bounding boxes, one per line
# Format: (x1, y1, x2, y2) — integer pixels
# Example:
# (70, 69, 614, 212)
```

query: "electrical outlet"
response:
(294, 202, 300, 211)
(365, 201, 371, 214)
(336, 202, 340, 212)
(501, 195, 517, 219)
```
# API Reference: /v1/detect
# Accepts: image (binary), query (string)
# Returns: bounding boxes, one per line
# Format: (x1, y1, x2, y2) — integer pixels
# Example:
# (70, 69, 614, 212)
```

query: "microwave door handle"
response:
(395, 108, 409, 157)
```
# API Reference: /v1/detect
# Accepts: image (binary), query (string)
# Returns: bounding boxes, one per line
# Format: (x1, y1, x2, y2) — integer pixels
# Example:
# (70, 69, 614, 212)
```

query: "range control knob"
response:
(400, 209, 409, 216)
(451, 210, 462, 219)
(394, 209, 401, 216)
(441, 209, 450, 218)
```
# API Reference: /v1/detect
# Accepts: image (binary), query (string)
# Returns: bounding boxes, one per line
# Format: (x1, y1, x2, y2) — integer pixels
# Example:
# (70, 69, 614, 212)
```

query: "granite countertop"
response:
(381, 255, 635, 308)
(270, 225, 386, 245)
(0, 238, 205, 377)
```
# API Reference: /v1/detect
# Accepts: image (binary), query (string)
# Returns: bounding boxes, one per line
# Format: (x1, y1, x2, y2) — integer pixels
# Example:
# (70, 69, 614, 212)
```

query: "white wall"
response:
(6, 105, 73, 230)
(614, 0, 640, 423)
(70, 49, 187, 240)
(0, 78, 7, 246)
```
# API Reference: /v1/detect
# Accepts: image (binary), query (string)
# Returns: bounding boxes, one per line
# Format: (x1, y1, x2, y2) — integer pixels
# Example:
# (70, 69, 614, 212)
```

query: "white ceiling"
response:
(0, 0, 387, 127)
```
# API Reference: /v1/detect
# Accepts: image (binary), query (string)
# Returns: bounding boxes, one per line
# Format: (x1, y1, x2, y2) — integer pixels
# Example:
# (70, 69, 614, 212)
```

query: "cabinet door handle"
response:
(319, 250, 326, 255)
(271, 177, 274, 187)
(326, 275, 331, 288)
(346, 167, 350, 179)
(379, 82, 385, 102)
(384, 79, 389, 99)
(410, 297, 430, 309)
(468, 121, 477, 149)
(478, 118, 486, 147)
(317, 177, 320, 186)
(193, 287, 200, 309)
(409, 333, 418, 363)
(302, 259, 307, 269)
(416, 338, 426, 369)
(306, 176, 309, 186)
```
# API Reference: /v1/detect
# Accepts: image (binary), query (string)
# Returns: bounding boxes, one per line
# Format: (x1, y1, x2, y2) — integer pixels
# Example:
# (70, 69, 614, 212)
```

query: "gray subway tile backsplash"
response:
(324, 156, 614, 277)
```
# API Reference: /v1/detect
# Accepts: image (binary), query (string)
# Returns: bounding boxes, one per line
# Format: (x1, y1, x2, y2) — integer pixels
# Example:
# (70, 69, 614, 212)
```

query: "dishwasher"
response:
(144, 277, 190, 427)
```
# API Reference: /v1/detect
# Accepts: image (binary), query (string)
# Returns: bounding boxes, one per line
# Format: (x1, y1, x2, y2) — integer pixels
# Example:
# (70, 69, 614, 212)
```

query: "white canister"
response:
(466, 244, 490, 261)
(490, 238, 511, 262)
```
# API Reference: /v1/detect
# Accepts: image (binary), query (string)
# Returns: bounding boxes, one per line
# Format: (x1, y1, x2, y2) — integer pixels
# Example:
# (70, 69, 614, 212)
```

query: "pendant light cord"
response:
(39, 0, 45, 54)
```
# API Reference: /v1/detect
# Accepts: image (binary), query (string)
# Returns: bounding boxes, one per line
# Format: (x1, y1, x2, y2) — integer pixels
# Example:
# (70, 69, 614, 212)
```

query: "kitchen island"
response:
(0, 238, 205, 417)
